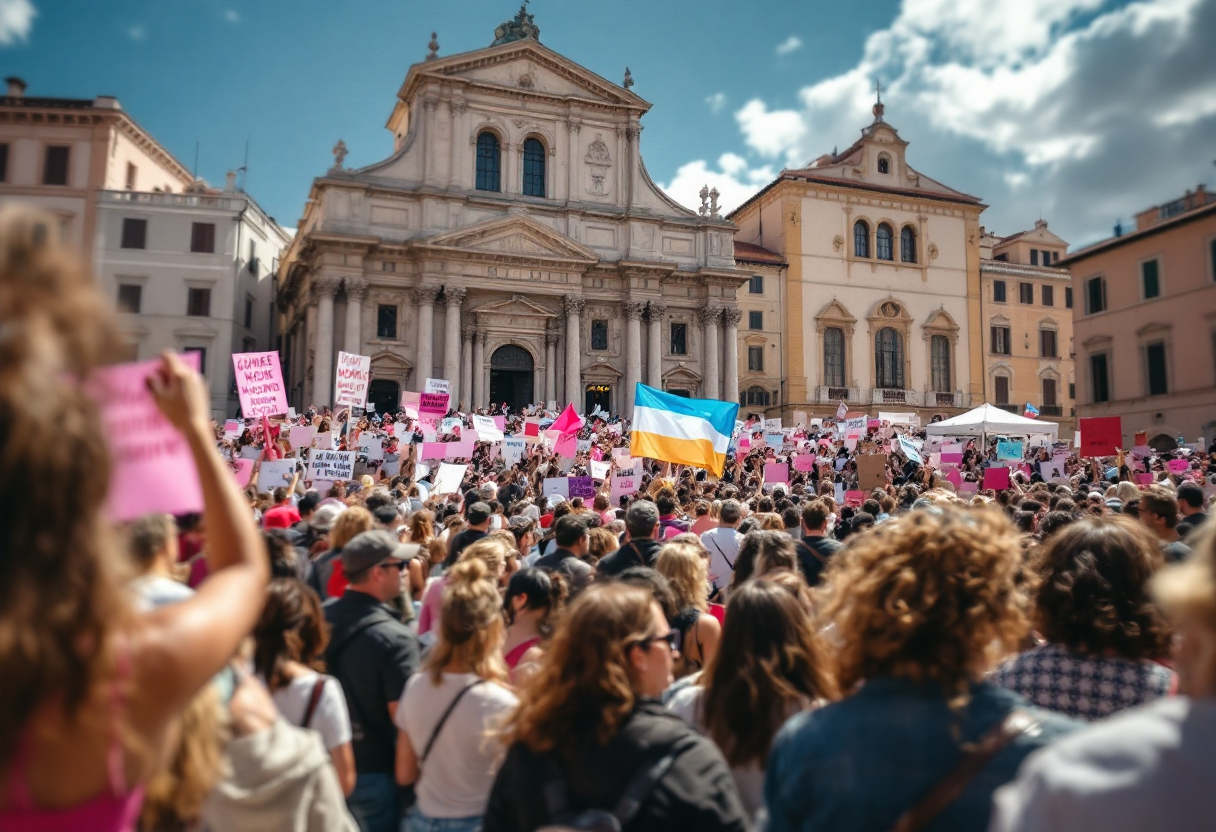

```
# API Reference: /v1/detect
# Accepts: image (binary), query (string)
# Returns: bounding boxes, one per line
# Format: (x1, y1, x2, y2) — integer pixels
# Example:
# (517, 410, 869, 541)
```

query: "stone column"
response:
(623, 300, 646, 413)
(564, 296, 585, 411)
(646, 300, 666, 388)
(312, 277, 339, 407)
(722, 306, 742, 405)
(412, 283, 440, 389)
(460, 325, 474, 411)
(544, 327, 559, 404)
(473, 332, 486, 410)
(343, 279, 367, 356)
(699, 306, 722, 400)
(442, 287, 466, 393)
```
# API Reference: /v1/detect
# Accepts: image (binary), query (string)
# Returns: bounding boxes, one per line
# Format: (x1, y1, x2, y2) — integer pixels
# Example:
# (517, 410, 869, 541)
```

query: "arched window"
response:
(744, 385, 770, 406)
(475, 131, 500, 192)
(823, 327, 845, 388)
(853, 220, 870, 258)
(877, 154, 890, 174)
(930, 334, 951, 391)
(522, 137, 545, 197)
(900, 226, 917, 263)
(875, 327, 904, 389)
(876, 223, 894, 261)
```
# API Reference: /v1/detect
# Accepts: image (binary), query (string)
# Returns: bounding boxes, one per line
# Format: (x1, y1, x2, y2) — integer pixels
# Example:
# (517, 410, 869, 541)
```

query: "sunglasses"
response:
(377, 560, 408, 572)
(633, 630, 680, 652)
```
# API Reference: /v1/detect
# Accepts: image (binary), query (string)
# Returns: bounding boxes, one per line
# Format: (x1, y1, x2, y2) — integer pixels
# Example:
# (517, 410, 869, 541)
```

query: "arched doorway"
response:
(368, 379, 400, 417)
(489, 344, 534, 412)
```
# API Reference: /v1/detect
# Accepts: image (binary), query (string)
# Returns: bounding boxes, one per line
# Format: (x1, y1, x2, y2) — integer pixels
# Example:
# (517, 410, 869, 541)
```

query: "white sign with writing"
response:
(425, 378, 451, 395)
(307, 450, 355, 481)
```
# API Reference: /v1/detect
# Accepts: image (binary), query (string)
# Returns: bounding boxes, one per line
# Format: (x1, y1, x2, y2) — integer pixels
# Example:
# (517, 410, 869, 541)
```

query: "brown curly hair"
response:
(0, 208, 129, 768)
(252, 578, 330, 691)
(815, 505, 1029, 696)
(1031, 516, 1172, 660)
(501, 582, 655, 752)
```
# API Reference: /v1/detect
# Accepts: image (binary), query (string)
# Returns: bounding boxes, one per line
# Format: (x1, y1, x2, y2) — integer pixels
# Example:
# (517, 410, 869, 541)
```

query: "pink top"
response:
(504, 637, 542, 670)
(2, 639, 143, 832)
(417, 575, 448, 635)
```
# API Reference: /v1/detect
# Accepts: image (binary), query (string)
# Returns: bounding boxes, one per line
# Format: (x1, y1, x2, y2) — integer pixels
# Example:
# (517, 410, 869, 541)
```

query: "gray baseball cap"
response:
(341, 530, 419, 574)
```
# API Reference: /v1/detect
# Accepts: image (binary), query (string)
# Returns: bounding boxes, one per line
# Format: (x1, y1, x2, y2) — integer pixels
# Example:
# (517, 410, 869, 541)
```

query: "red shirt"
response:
(262, 504, 301, 530)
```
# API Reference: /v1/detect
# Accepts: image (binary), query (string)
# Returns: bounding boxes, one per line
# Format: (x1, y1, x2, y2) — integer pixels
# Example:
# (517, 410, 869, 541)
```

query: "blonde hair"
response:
(458, 535, 512, 574)
(331, 506, 374, 550)
(137, 684, 225, 832)
(0, 208, 131, 767)
(815, 505, 1028, 698)
(427, 559, 507, 684)
(656, 542, 709, 612)
(759, 512, 785, 530)
(408, 510, 435, 544)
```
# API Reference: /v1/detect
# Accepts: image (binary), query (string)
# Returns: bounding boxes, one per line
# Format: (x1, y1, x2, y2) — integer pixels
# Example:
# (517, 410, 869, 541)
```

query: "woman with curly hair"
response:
(764, 505, 1080, 832)
(667, 579, 836, 823)
(990, 517, 1174, 721)
(483, 583, 747, 832)
(656, 541, 721, 678)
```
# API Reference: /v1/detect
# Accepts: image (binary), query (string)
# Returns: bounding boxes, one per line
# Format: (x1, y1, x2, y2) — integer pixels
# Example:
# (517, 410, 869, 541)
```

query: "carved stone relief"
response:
(585, 133, 613, 197)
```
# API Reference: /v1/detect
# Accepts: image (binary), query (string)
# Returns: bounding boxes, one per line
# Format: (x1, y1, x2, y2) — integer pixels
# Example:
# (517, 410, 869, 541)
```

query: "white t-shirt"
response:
(395, 672, 518, 818)
(700, 526, 742, 587)
(269, 672, 352, 752)
(130, 575, 195, 611)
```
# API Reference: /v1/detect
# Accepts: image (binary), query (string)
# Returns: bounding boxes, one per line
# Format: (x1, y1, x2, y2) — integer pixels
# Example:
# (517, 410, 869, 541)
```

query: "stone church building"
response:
(276, 8, 746, 415)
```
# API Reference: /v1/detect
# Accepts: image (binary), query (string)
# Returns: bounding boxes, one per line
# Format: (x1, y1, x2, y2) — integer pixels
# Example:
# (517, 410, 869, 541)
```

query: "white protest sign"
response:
(543, 477, 570, 498)
(381, 453, 401, 477)
(425, 378, 451, 395)
(764, 418, 782, 432)
(590, 460, 611, 480)
(358, 435, 384, 461)
(314, 431, 335, 451)
(308, 450, 355, 481)
(434, 463, 467, 495)
(472, 414, 504, 442)
(257, 460, 296, 494)
(503, 437, 526, 466)
(393, 423, 415, 442)
(611, 472, 638, 502)
(334, 351, 371, 408)
(223, 419, 242, 440)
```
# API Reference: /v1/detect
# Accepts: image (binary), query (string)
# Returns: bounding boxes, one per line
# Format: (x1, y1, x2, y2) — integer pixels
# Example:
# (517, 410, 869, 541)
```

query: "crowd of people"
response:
(4, 205, 1216, 832)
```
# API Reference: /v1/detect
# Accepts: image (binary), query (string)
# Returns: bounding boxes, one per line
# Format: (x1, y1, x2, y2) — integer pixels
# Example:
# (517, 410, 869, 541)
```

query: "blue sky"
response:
(4, 0, 1214, 248)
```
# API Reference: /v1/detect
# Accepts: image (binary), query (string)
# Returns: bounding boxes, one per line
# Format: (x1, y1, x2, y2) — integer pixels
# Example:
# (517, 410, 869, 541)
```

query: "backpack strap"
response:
(889, 709, 1039, 832)
(301, 676, 327, 729)
(613, 735, 699, 825)
(420, 680, 485, 764)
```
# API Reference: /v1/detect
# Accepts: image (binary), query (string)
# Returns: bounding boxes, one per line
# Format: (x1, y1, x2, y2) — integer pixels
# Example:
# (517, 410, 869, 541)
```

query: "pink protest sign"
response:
(983, 466, 1011, 490)
(960, 482, 978, 493)
(844, 490, 865, 507)
(941, 452, 963, 464)
(445, 440, 475, 459)
(91, 353, 204, 521)
(493, 415, 507, 431)
(1079, 416, 1122, 458)
(1168, 459, 1188, 473)
(794, 454, 817, 472)
(764, 462, 789, 484)
(946, 469, 962, 488)
(554, 432, 578, 459)
(419, 392, 450, 423)
(421, 442, 448, 461)
(232, 351, 288, 416)
(232, 457, 254, 488)
(1135, 473, 1153, 485)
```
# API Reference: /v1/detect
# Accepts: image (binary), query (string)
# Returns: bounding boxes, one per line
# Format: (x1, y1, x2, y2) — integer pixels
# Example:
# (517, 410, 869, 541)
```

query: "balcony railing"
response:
(99, 190, 246, 211)
(815, 386, 861, 404)
(1040, 405, 1063, 417)
(870, 388, 920, 406)
(926, 391, 962, 408)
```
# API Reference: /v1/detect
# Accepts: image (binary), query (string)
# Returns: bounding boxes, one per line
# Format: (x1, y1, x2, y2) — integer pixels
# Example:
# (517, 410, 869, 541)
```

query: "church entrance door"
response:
(489, 345, 534, 412)
(368, 379, 400, 417)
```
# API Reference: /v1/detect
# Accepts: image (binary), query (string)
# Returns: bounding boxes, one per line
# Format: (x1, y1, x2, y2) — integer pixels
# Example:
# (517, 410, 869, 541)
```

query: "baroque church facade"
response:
(276, 9, 747, 416)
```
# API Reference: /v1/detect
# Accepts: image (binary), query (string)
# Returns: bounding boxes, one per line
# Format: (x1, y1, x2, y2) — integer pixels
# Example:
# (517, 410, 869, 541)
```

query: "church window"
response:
(875, 327, 904, 389)
(931, 334, 951, 392)
(670, 322, 687, 355)
(475, 132, 501, 192)
(876, 223, 894, 261)
(748, 346, 764, 372)
(591, 319, 608, 351)
(744, 386, 770, 406)
(522, 137, 545, 197)
(853, 220, 870, 258)
(877, 154, 890, 174)
(823, 327, 845, 388)
(900, 226, 916, 263)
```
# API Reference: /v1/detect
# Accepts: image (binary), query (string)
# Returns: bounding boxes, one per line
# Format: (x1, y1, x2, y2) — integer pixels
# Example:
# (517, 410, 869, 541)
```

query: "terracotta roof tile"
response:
(733, 240, 785, 265)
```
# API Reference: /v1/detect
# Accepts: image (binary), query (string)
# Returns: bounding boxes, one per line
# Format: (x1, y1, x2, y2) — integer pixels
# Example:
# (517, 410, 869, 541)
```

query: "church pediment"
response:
(420, 214, 600, 264)
(473, 294, 559, 319)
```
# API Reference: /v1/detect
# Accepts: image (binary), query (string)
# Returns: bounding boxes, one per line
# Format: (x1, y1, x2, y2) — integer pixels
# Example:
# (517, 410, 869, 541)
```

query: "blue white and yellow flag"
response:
(629, 384, 739, 476)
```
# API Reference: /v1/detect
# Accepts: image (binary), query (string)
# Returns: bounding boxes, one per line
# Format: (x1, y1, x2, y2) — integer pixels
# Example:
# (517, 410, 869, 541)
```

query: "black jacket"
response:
(533, 548, 594, 592)
(323, 590, 420, 774)
(793, 535, 842, 587)
(596, 538, 663, 576)
(483, 700, 747, 832)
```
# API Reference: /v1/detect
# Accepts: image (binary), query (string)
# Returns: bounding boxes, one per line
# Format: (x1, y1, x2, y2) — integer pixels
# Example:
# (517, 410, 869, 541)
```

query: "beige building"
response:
(1062, 185, 1216, 448)
(733, 241, 786, 418)
(979, 220, 1075, 434)
(276, 9, 746, 416)
(729, 97, 985, 422)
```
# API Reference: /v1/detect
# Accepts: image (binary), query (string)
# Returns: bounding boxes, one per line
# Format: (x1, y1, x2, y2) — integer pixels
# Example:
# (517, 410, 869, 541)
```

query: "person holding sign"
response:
(0, 212, 268, 832)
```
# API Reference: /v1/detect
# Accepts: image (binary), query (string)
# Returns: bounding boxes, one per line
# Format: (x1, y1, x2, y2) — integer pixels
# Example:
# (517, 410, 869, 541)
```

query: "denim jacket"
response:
(763, 677, 1080, 832)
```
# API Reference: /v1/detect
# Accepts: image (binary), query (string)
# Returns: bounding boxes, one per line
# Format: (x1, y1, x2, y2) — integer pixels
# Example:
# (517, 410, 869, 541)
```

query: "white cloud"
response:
(0, 0, 34, 45)
(706, 92, 726, 114)
(223, 9, 241, 24)
(658, 153, 777, 215)
(127, 24, 146, 41)
(695, 0, 1216, 243)
(775, 35, 803, 56)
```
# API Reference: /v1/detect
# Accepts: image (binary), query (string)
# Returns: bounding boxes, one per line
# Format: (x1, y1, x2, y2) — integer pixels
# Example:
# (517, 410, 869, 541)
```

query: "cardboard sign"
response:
(960, 481, 978, 494)
(1134, 431, 1149, 447)
(897, 435, 923, 465)
(983, 466, 1012, 490)
(857, 454, 888, 490)
(1079, 416, 1122, 457)
(434, 463, 466, 495)
(764, 433, 785, 450)
(764, 462, 789, 484)
(91, 353, 204, 521)
(996, 440, 1023, 462)
(764, 418, 782, 432)
(288, 425, 316, 451)
(792, 410, 808, 427)
(420, 442, 448, 461)
(307, 450, 355, 481)
(424, 378, 450, 395)
(400, 391, 421, 419)
(568, 476, 596, 498)
(472, 414, 504, 442)
(945, 468, 962, 489)
(232, 351, 288, 416)
(1041, 460, 1066, 480)
(543, 477, 570, 498)
(611, 473, 639, 502)
(503, 437, 526, 466)
(334, 351, 371, 409)
(257, 459, 296, 494)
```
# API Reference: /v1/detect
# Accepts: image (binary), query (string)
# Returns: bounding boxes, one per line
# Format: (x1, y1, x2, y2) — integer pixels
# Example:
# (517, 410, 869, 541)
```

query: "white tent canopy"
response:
(924, 403, 1060, 440)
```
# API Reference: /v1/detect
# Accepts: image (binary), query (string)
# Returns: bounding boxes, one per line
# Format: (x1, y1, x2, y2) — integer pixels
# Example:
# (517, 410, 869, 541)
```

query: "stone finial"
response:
(709, 187, 721, 219)
(426, 32, 439, 60)
(623, 67, 634, 90)
(492, 2, 540, 46)
(698, 185, 710, 217)
(330, 139, 348, 172)
(872, 78, 885, 122)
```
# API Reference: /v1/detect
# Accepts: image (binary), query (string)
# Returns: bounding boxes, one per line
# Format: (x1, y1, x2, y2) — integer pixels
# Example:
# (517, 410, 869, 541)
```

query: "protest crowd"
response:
(5, 205, 1216, 832)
